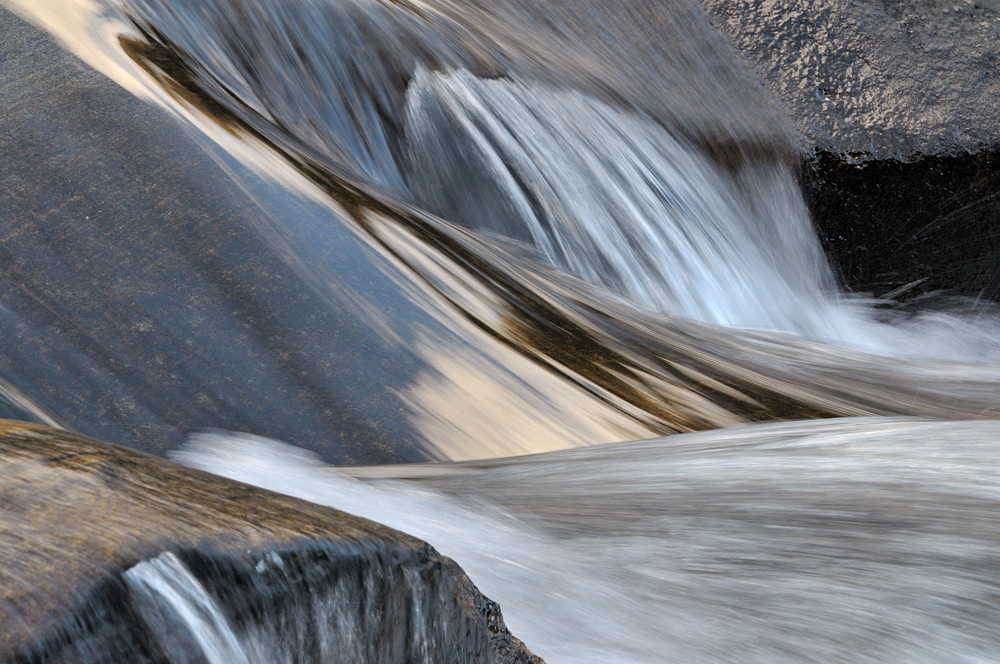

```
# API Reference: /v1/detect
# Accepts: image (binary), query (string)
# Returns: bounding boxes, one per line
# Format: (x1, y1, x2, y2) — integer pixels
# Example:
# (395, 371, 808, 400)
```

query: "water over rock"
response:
(698, 0, 1000, 301)
(0, 4, 436, 461)
(0, 420, 540, 664)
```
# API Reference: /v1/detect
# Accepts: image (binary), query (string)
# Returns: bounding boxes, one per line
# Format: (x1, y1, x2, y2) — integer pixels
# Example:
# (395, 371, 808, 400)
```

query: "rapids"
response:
(4, 0, 1000, 461)
(2, 0, 1000, 661)
(179, 419, 1000, 663)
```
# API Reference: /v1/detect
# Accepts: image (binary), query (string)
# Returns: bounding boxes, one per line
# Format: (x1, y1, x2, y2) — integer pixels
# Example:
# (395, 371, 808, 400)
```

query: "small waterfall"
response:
(111, 543, 534, 664)
(84, 0, 1000, 364)
(402, 68, 1000, 362)
(404, 69, 837, 336)
(124, 552, 252, 664)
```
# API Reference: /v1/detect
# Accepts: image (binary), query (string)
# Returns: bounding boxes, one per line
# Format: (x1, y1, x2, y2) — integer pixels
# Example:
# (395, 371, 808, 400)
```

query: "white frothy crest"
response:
(178, 420, 1000, 664)
(405, 68, 835, 334)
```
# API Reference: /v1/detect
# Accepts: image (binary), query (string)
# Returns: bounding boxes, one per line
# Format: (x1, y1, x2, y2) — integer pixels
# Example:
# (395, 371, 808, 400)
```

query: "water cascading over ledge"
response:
(0, 420, 540, 664)
(5, 0, 1000, 467)
(698, 0, 1000, 302)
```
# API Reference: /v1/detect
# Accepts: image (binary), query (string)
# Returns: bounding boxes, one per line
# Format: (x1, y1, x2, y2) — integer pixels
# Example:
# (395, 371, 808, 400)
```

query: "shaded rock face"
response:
(698, 0, 1000, 301)
(0, 421, 540, 664)
(804, 148, 1000, 301)
(0, 6, 436, 463)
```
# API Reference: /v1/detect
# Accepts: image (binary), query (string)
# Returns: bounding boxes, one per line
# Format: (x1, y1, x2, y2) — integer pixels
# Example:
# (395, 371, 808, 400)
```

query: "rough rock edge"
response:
(0, 420, 542, 663)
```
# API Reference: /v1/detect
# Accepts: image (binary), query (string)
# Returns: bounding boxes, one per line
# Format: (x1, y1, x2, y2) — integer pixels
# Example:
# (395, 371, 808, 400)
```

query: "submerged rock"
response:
(0, 420, 540, 663)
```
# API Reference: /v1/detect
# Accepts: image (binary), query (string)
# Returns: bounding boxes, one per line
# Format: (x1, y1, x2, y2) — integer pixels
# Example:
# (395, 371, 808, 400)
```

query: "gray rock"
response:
(0, 5, 433, 462)
(701, 0, 1000, 160)
(691, 0, 1000, 299)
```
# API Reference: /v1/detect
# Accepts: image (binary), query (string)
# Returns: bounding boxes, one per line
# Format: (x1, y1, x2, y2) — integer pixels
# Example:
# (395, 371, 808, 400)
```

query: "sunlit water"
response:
(3, 0, 1000, 660)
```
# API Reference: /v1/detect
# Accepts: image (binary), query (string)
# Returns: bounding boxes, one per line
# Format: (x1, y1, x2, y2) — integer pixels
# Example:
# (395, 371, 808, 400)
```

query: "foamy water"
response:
(3, 0, 1000, 660)
(178, 419, 1000, 663)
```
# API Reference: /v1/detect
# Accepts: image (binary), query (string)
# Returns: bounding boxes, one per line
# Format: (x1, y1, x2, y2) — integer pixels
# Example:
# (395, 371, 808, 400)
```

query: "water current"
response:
(3, 0, 1000, 661)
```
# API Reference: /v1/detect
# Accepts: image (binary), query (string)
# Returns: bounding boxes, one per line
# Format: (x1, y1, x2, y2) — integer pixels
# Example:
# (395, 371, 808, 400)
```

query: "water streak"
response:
(405, 68, 835, 334)
(125, 552, 252, 664)
(3, 0, 1000, 660)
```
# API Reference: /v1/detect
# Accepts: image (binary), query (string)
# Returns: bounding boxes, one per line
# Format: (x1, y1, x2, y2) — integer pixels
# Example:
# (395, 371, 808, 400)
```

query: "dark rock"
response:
(0, 420, 541, 664)
(698, 0, 1000, 300)
(804, 148, 1000, 300)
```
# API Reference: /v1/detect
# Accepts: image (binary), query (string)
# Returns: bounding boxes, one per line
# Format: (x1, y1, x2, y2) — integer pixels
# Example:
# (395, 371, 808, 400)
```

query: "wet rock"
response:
(0, 420, 541, 664)
(0, 6, 430, 462)
(699, 0, 1000, 300)
(411, 0, 797, 154)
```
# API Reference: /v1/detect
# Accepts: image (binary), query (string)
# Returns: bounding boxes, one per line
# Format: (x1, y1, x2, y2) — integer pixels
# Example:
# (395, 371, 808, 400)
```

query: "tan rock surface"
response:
(0, 420, 539, 663)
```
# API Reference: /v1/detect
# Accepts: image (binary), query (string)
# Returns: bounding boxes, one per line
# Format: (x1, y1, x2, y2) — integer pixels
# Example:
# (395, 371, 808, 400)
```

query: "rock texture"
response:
(0, 5, 433, 462)
(0, 420, 540, 664)
(697, 0, 1000, 300)
(701, 0, 1000, 161)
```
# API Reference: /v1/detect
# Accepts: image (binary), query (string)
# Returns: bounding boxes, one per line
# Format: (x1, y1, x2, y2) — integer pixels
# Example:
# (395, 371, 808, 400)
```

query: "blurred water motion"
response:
(2, 0, 999, 462)
(182, 419, 1000, 663)
(2, 0, 1000, 660)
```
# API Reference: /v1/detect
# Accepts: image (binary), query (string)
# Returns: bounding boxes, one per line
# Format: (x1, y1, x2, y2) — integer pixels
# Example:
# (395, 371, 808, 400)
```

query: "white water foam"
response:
(177, 420, 1000, 664)
(405, 68, 834, 334)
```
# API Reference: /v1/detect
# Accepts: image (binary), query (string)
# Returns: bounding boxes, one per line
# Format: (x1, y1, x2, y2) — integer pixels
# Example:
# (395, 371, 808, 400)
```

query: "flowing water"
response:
(177, 420, 1000, 663)
(3, 0, 1000, 660)
(125, 552, 254, 664)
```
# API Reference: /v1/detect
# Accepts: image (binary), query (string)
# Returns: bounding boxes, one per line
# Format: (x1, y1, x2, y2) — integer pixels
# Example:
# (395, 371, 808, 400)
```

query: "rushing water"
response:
(125, 552, 254, 664)
(3, 0, 1000, 660)
(178, 420, 1000, 663)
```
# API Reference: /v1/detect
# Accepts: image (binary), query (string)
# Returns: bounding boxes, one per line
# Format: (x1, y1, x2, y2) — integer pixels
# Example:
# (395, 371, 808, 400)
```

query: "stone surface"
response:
(701, 0, 1000, 161)
(693, 0, 1000, 300)
(0, 420, 539, 663)
(0, 5, 433, 462)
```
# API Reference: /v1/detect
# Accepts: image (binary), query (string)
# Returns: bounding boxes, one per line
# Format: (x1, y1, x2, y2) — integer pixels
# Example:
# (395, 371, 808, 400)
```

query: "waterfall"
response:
(124, 552, 253, 664)
(178, 422, 1000, 664)
(3, 0, 1000, 662)
(404, 68, 836, 335)
(401, 68, 1000, 360)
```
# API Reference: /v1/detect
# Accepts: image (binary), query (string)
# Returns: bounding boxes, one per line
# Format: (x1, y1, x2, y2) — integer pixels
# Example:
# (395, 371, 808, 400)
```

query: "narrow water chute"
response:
(124, 552, 252, 664)
(403, 68, 837, 334)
